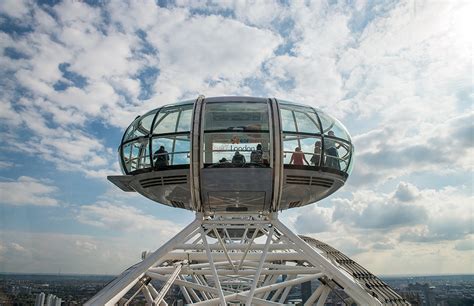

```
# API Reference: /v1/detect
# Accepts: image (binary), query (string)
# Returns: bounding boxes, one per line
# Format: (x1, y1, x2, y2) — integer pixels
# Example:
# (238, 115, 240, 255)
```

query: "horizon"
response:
(0, 0, 472, 276)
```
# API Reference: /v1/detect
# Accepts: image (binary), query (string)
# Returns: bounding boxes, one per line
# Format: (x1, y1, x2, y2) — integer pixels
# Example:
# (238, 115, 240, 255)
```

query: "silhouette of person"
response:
(290, 147, 309, 166)
(250, 144, 263, 163)
(325, 131, 340, 170)
(232, 151, 246, 164)
(154, 145, 169, 169)
(310, 141, 322, 166)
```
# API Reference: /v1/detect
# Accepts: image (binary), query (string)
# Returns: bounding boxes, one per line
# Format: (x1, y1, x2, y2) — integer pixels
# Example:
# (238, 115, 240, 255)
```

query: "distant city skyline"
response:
(0, 0, 472, 276)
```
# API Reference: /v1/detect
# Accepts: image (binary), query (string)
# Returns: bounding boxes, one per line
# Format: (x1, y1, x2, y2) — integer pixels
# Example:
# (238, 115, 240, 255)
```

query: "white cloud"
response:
(0, 161, 13, 169)
(0, 231, 171, 274)
(0, 0, 31, 19)
(350, 112, 474, 186)
(77, 201, 179, 237)
(0, 176, 58, 207)
(0, 0, 472, 276)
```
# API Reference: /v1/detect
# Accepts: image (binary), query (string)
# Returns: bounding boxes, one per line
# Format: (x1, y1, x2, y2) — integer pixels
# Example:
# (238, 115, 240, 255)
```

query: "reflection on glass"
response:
(204, 102, 269, 131)
(283, 134, 322, 166)
(122, 138, 150, 172)
(280, 103, 321, 134)
(124, 110, 157, 142)
(323, 138, 351, 171)
(316, 110, 351, 141)
(152, 104, 193, 135)
(202, 132, 270, 167)
(152, 135, 190, 167)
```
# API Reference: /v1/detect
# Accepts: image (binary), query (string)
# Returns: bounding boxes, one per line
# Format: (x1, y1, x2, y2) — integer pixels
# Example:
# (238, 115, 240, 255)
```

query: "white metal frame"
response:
(86, 213, 385, 305)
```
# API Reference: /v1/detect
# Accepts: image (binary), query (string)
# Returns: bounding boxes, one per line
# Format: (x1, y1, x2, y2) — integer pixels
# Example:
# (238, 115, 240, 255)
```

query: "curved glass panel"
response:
(346, 146, 355, 175)
(123, 110, 158, 142)
(153, 104, 193, 134)
(204, 102, 269, 131)
(316, 110, 351, 141)
(279, 103, 321, 134)
(283, 134, 322, 166)
(323, 138, 352, 172)
(151, 134, 190, 168)
(122, 138, 150, 172)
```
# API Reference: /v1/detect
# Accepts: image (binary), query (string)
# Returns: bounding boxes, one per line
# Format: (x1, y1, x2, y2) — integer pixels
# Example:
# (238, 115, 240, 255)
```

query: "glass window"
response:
(153, 104, 193, 134)
(177, 107, 193, 132)
(204, 102, 269, 131)
(323, 138, 352, 172)
(283, 134, 322, 166)
(316, 110, 350, 141)
(151, 134, 190, 168)
(279, 103, 321, 134)
(280, 108, 296, 132)
(202, 132, 270, 167)
(121, 138, 150, 172)
(123, 110, 158, 141)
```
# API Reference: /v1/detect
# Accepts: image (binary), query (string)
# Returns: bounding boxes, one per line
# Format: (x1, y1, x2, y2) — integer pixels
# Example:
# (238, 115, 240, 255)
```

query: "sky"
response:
(0, 0, 472, 276)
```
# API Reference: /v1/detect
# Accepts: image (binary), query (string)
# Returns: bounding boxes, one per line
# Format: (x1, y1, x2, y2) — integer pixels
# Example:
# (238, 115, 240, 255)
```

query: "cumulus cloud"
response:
(332, 184, 428, 230)
(77, 201, 179, 238)
(0, 176, 58, 206)
(350, 112, 474, 186)
(294, 206, 333, 234)
(454, 238, 474, 251)
(0, 231, 166, 274)
(0, 0, 472, 276)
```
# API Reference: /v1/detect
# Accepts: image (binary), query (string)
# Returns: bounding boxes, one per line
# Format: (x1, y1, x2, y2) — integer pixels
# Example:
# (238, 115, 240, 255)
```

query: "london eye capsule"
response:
(108, 96, 354, 213)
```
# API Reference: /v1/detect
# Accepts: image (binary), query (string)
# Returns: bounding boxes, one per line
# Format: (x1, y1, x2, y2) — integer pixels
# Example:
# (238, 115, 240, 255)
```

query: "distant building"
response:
(35, 292, 45, 306)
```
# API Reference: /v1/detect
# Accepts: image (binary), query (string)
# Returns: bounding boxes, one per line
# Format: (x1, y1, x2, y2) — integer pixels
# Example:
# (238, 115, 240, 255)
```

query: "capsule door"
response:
(197, 97, 274, 213)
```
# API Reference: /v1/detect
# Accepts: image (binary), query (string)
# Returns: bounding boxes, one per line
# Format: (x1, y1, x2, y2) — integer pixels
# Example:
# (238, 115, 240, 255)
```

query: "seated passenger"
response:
(154, 145, 169, 169)
(290, 147, 309, 166)
(310, 141, 322, 166)
(250, 144, 263, 163)
(219, 157, 229, 163)
(325, 131, 340, 170)
(232, 151, 246, 164)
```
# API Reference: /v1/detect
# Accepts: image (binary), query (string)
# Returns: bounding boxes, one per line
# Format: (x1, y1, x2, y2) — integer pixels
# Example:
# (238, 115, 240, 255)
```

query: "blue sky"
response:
(0, 0, 472, 275)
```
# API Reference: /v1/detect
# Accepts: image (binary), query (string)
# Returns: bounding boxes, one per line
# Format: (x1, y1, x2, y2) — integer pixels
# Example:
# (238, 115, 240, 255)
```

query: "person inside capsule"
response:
(325, 131, 340, 170)
(310, 141, 322, 166)
(154, 145, 169, 169)
(232, 151, 246, 164)
(250, 144, 263, 164)
(290, 146, 309, 166)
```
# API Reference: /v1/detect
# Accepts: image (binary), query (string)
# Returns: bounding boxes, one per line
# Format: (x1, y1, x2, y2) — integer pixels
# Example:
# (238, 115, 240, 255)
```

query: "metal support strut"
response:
(86, 213, 409, 305)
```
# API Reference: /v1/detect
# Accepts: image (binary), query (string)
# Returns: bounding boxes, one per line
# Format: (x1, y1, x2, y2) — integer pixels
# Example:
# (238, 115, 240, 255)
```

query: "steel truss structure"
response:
(86, 213, 408, 306)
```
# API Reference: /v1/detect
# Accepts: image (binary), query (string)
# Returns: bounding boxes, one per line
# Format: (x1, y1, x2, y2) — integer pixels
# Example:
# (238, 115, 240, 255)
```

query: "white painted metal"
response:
(86, 213, 388, 305)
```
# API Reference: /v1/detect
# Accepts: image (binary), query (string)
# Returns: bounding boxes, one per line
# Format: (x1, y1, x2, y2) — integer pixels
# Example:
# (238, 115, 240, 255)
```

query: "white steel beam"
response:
(316, 286, 331, 306)
(200, 227, 226, 305)
(152, 263, 182, 304)
(272, 217, 382, 306)
(246, 226, 274, 306)
(85, 216, 202, 306)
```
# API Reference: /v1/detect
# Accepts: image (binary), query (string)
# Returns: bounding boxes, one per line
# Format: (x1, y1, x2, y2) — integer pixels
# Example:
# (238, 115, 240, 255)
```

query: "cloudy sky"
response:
(0, 0, 472, 276)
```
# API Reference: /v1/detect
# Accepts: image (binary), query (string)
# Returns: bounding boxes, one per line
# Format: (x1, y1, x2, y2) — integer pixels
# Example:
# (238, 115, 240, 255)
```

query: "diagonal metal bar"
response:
(246, 226, 275, 306)
(304, 284, 325, 306)
(212, 228, 236, 271)
(85, 215, 202, 306)
(278, 275, 296, 303)
(316, 286, 332, 306)
(271, 217, 382, 306)
(193, 274, 323, 306)
(237, 225, 261, 271)
(200, 226, 227, 305)
(152, 263, 182, 304)
(177, 277, 192, 305)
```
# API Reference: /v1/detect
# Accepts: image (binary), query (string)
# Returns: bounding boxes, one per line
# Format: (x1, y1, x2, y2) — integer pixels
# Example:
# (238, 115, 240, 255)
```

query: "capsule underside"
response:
(108, 96, 353, 213)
